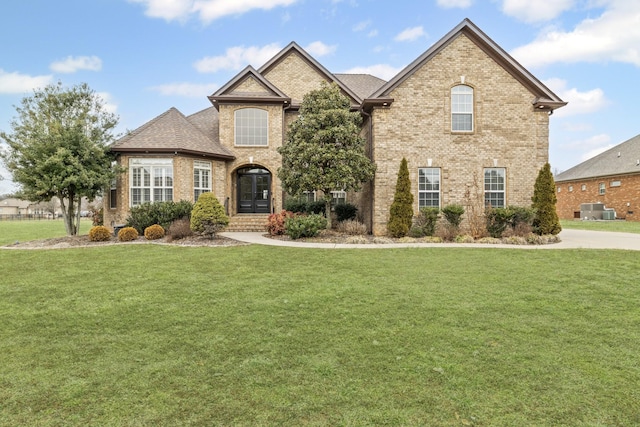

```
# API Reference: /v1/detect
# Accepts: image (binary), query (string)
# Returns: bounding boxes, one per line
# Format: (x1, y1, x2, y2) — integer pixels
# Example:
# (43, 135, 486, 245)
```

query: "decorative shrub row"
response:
(285, 214, 327, 240)
(118, 226, 139, 242)
(284, 197, 325, 215)
(485, 206, 536, 238)
(126, 200, 193, 234)
(88, 225, 111, 242)
(144, 224, 165, 240)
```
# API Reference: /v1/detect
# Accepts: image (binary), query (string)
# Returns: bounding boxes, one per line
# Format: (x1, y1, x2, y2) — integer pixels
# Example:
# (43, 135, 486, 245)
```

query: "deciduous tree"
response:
(0, 82, 120, 235)
(277, 82, 376, 229)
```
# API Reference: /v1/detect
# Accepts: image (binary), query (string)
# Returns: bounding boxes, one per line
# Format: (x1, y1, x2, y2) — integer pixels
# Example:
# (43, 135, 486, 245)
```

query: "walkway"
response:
(220, 229, 640, 250)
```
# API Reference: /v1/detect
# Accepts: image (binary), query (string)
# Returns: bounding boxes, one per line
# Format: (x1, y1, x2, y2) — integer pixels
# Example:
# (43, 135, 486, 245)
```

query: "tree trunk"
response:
(324, 196, 332, 229)
(59, 194, 79, 236)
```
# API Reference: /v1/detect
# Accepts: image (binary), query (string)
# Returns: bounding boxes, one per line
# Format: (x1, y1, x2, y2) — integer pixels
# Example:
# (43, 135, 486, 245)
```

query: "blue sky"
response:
(1, 0, 639, 194)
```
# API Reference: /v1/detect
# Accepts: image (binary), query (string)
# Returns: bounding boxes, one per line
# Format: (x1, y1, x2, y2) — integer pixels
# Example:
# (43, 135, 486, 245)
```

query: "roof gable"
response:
(208, 66, 290, 108)
(556, 133, 640, 182)
(111, 107, 234, 159)
(369, 18, 566, 111)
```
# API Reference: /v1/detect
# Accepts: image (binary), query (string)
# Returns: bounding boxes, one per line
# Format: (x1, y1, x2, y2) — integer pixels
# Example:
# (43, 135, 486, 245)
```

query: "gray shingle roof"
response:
(334, 74, 387, 100)
(555, 133, 640, 182)
(112, 107, 234, 159)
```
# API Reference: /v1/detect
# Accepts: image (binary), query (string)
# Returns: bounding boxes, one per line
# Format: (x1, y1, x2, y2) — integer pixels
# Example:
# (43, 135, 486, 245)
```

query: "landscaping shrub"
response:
(414, 207, 439, 236)
(532, 162, 561, 235)
(387, 157, 413, 237)
(442, 204, 464, 229)
(117, 226, 139, 242)
(284, 197, 326, 215)
(336, 219, 367, 235)
(88, 225, 111, 242)
(144, 224, 165, 240)
(485, 207, 512, 238)
(408, 226, 426, 238)
(190, 193, 229, 239)
(335, 203, 357, 222)
(167, 218, 192, 241)
(89, 206, 104, 226)
(266, 210, 294, 236)
(126, 200, 193, 234)
(285, 214, 327, 239)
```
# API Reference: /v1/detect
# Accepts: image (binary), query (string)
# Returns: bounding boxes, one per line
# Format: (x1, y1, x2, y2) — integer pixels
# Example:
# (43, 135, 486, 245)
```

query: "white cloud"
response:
(367, 29, 378, 38)
(511, 1, 640, 68)
(394, 26, 426, 42)
(194, 43, 283, 73)
(50, 56, 102, 74)
(0, 69, 53, 94)
(342, 64, 403, 80)
(130, 0, 299, 23)
(353, 20, 371, 32)
(304, 41, 337, 57)
(150, 82, 218, 97)
(436, 0, 473, 9)
(96, 92, 118, 114)
(571, 134, 614, 162)
(544, 78, 608, 117)
(500, 0, 576, 23)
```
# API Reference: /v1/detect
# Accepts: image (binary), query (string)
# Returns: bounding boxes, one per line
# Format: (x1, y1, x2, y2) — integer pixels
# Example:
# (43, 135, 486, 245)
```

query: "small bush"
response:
(408, 226, 425, 238)
(336, 219, 367, 235)
(89, 206, 104, 226)
(118, 226, 139, 242)
(144, 224, 165, 240)
(335, 203, 358, 222)
(455, 234, 475, 244)
(126, 200, 193, 234)
(442, 204, 465, 229)
(414, 207, 440, 236)
(167, 218, 193, 241)
(284, 197, 326, 215)
(190, 193, 229, 239)
(88, 225, 111, 242)
(285, 214, 327, 239)
(485, 207, 512, 238)
(267, 210, 294, 236)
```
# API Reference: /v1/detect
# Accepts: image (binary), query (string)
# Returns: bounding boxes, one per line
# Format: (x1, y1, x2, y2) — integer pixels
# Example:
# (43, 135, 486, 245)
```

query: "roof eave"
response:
(111, 147, 236, 161)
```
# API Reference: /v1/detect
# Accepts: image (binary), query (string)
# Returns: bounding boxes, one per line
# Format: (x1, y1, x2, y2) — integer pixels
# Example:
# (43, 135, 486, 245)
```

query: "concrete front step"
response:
(226, 214, 269, 232)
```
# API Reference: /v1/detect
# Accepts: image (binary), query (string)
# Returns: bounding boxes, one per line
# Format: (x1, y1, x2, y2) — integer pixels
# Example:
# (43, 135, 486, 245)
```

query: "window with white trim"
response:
(451, 85, 473, 132)
(130, 158, 173, 207)
(418, 168, 440, 208)
(235, 108, 268, 146)
(484, 168, 505, 208)
(194, 160, 211, 201)
(331, 190, 346, 206)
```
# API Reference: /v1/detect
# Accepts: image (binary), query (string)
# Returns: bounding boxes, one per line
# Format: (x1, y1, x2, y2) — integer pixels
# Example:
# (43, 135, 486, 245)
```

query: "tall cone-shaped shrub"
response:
(387, 157, 414, 237)
(532, 162, 561, 235)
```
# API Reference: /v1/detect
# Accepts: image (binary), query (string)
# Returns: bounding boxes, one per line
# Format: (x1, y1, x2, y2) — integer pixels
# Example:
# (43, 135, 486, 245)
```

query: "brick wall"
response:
(262, 52, 330, 102)
(369, 34, 550, 235)
(556, 174, 640, 221)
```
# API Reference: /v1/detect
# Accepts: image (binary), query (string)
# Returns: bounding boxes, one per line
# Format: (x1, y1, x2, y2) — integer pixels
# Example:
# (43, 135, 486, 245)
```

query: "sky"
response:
(1, 0, 639, 194)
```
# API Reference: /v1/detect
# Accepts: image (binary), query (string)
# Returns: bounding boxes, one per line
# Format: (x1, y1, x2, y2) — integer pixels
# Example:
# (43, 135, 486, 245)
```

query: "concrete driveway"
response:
(221, 229, 640, 250)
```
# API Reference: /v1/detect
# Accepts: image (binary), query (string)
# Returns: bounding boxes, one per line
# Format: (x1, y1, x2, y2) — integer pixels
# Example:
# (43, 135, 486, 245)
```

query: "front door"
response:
(237, 168, 271, 213)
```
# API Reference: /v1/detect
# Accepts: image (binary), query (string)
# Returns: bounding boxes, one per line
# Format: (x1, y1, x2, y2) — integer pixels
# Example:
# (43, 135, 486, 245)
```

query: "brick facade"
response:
(556, 174, 640, 221)
(107, 20, 564, 234)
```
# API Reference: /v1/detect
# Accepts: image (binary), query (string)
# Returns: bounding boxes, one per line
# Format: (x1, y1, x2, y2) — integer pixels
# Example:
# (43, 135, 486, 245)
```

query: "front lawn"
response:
(1, 245, 638, 426)
(0, 219, 91, 246)
(560, 218, 640, 234)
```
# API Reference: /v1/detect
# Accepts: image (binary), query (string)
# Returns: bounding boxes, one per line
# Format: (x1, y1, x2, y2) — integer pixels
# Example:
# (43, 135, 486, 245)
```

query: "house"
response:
(555, 133, 640, 221)
(0, 198, 31, 216)
(105, 18, 565, 235)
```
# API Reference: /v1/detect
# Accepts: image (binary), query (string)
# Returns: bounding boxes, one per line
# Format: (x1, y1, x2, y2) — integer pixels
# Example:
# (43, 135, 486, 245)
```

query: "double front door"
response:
(237, 168, 271, 214)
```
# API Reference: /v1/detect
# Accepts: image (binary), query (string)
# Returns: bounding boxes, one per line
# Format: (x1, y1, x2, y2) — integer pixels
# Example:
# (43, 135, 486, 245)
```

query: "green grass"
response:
(560, 218, 640, 234)
(0, 219, 92, 245)
(1, 245, 639, 426)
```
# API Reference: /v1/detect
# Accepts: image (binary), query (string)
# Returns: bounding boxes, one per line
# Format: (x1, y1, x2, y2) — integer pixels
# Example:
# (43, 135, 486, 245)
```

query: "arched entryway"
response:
(237, 167, 271, 213)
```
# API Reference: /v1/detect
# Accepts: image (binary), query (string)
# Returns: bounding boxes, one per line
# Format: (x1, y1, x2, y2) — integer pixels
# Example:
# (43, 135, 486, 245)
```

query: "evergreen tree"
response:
(532, 162, 561, 235)
(387, 157, 414, 237)
(0, 82, 119, 235)
(277, 82, 376, 229)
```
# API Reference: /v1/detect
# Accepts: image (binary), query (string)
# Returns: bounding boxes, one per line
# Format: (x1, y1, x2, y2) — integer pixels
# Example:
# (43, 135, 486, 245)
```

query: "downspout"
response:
(360, 107, 375, 234)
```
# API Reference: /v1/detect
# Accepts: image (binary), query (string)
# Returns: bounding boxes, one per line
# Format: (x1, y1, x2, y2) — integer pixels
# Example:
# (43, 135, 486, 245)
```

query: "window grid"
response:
(451, 85, 473, 132)
(194, 161, 212, 201)
(418, 168, 441, 208)
(130, 160, 173, 207)
(484, 168, 505, 208)
(235, 108, 268, 146)
(599, 182, 605, 195)
(331, 191, 346, 206)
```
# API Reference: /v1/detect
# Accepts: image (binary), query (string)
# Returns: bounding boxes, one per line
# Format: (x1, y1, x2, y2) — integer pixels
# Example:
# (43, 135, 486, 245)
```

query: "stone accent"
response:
(556, 174, 640, 221)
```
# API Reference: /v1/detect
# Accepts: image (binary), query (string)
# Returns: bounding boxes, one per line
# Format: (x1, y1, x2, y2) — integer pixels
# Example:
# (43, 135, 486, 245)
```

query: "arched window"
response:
(451, 85, 473, 132)
(235, 108, 268, 146)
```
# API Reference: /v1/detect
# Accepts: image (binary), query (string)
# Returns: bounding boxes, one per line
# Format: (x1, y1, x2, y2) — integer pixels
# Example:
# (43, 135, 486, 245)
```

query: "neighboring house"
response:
(555, 133, 640, 221)
(105, 19, 565, 235)
(0, 198, 31, 216)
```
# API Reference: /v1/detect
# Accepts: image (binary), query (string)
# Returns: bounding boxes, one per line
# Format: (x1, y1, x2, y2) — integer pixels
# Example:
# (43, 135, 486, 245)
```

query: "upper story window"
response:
(451, 85, 473, 132)
(235, 108, 268, 146)
(418, 168, 440, 208)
